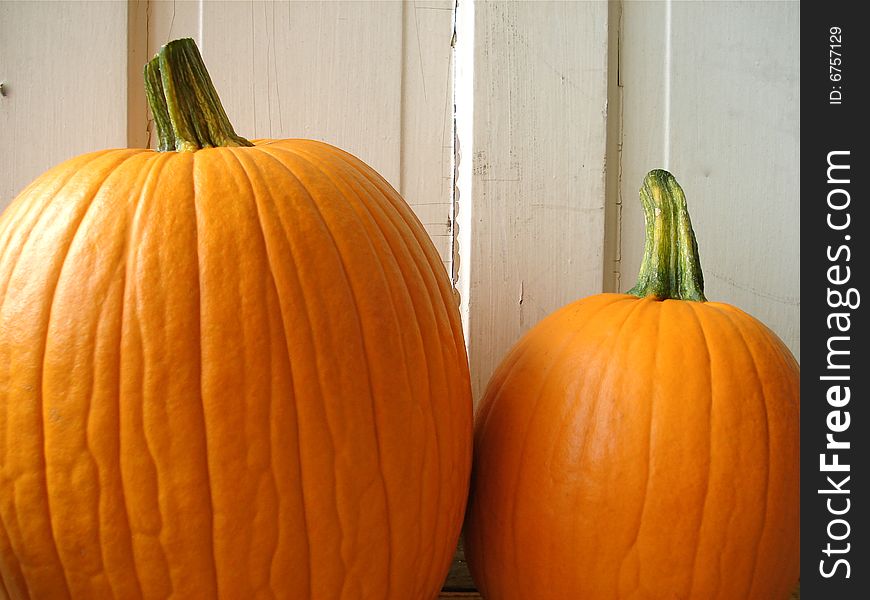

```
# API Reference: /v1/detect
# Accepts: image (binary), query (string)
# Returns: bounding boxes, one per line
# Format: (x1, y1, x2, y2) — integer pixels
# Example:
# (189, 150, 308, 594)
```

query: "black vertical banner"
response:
(802, 3, 869, 598)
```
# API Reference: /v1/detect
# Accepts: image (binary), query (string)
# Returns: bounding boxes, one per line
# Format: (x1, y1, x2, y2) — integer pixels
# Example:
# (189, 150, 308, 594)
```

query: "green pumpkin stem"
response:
(144, 38, 252, 152)
(628, 170, 707, 302)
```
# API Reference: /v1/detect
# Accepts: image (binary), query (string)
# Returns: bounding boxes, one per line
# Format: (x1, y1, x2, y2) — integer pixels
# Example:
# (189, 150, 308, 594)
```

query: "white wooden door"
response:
(462, 0, 610, 400)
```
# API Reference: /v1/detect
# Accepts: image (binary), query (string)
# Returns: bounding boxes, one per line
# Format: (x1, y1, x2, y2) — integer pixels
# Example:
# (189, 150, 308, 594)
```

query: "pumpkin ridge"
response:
(190, 152, 220, 595)
(352, 166, 471, 592)
(223, 148, 300, 597)
(682, 301, 715, 599)
(505, 336, 580, 598)
(221, 148, 318, 597)
(728, 307, 799, 597)
(87, 249, 128, 594)
(0, 155, 91, 264)
(0, 166, 64, 244)
(544, 298, 647, 596)
(188, 150, 225, 598)
(0, 564, 10, 598)
(1, 168, 86, 552)
(276, 144, 446, 596)
(484, 298, 636, 592)
(0, 152, 138, 595)
(0, 518, 27, 597)
(474, 296, 627, 491)
(0, 529, 24, 597)
(495, 297, 625, 596)
(315, 143, 468, 364)
(290, 144, 471, 596)
(322, 141, 472, 459)
(123, 152, 187, 598)
(26, 151, 143, 599)
(199, 148, 285, 596)
(261, 145, 407, 597)
(713, 308, 774, 599)
(508, 297, 637, 598)
(246, 145, 390, 597)
(476, 297, 628, 447)
(110, 151, 170, 600)
(674, 304, 772, 598)
(0, 152, 122, 302)
(480, 295, 633, 468)
(118, 153, 194, 597)
(473, 298, 597, 447)
(289, 155, 400, 598)
(308, 146, 470, 596)
(614, 299, 664, 598)
(49, 151, 159, 599)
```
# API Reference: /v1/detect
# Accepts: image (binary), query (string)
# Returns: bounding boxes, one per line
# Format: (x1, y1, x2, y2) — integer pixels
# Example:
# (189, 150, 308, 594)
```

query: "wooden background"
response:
(0, 0, 800, 595)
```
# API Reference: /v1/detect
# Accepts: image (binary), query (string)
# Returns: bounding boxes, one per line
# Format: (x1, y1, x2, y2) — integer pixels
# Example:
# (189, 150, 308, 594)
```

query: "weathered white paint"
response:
(128, 0, 151, 150)
(146, 0, 455, 271)
(466, 0, 610, 402)
(400, 1, 456, 274)
(617, 0, 800, 360)
(0, 1, 128, 208)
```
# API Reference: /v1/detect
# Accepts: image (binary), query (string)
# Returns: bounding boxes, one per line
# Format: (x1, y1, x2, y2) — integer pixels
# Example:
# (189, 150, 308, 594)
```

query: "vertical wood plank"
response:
(127, 0, 150, 149)
(466, 1, 609, 401)
(146, 0, 201, 56)
(618, 1, 800, 359)
(602, 0, 624, 294)
(0, 1, 128, 208)
(401, 1, 456, 274)
(196, 0, 404, 185)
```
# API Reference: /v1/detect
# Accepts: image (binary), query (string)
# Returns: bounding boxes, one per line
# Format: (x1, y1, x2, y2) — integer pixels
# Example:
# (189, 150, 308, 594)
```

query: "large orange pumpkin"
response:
(464, 170, 799, 599)
(0, 39, 471, 599)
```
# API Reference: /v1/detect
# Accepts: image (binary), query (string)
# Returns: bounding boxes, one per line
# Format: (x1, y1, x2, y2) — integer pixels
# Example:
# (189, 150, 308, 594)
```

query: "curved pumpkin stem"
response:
(628, 169, 707, 302)
(145, 38, 252, 152)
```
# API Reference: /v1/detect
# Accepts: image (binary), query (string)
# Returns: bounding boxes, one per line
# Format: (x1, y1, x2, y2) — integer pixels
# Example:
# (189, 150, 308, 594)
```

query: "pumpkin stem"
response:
(144, 38, 252, 152)
(628, 170, 707, 302)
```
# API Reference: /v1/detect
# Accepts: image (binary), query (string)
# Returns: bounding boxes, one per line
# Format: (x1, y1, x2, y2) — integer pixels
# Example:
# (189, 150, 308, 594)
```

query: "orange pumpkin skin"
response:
(0, 140, 472, 599)
(465, 293, 799, 600)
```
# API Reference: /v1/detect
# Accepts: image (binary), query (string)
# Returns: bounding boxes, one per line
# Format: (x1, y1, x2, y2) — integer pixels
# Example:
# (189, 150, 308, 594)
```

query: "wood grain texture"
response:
(127, 0, 150, 150)
(466, 0, 609, 402)
(401, 1, 456, 274)
(146, 0, 455, 270)
(0, 1, 128, 208)
(617, 0, 800, 359)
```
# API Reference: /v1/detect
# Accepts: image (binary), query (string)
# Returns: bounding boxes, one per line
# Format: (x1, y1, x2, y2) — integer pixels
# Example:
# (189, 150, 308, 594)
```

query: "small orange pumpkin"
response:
(465, 170, 799, 599)
(0, 39, 471, 599)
